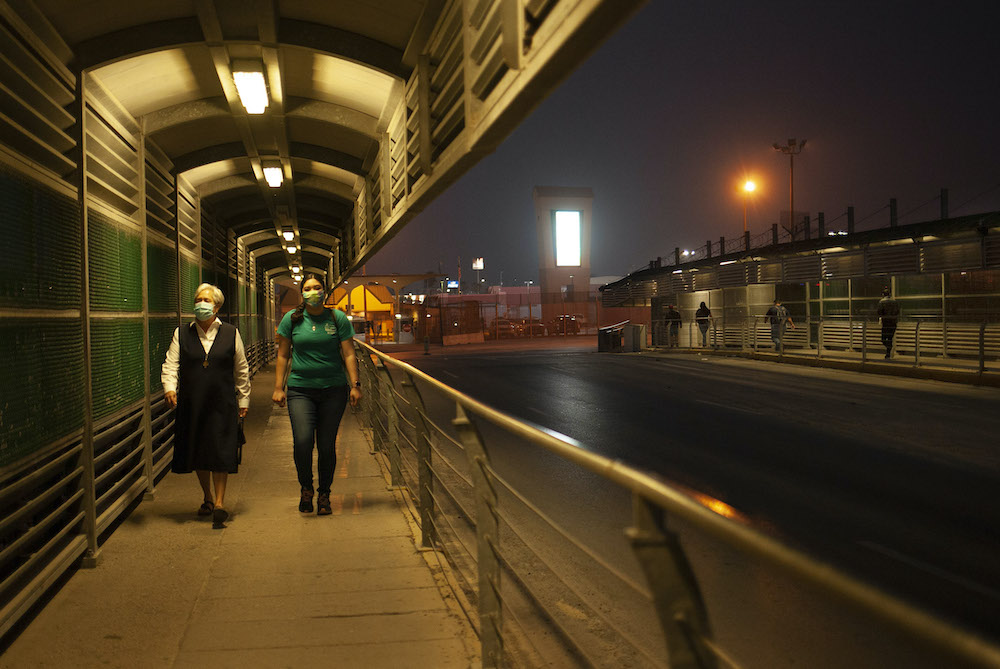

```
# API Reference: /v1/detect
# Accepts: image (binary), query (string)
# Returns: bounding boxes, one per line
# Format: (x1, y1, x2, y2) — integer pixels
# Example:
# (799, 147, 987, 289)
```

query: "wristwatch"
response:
(354, 381, 361, 388)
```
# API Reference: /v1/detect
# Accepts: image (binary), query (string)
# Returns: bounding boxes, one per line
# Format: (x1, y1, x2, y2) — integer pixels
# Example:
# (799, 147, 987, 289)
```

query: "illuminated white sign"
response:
(472, 257, 484, 270)
(554, 210, 581, 267)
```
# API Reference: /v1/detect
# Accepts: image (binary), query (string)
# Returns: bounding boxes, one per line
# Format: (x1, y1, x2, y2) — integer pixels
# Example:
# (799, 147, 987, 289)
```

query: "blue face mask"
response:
(303, 289, 325, 307)
(194, 302, 215, 322)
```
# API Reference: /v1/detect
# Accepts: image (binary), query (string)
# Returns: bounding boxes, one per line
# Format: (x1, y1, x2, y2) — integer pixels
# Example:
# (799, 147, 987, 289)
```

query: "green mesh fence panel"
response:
(146, 241, 177, 313)
(0, 167, 81, 309)
(88, 210, 142, 312)
(37, 188, 82, 309)
(0, 318, 84, 467)
(90, 318, 144, 420)
(148, 317, 176, 393)
(179, 255, 199, 313)
(118, 226, 142, 310)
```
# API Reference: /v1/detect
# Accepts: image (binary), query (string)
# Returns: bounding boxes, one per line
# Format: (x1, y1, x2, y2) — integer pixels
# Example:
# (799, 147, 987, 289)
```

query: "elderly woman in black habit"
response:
(162, 283, 250, 528)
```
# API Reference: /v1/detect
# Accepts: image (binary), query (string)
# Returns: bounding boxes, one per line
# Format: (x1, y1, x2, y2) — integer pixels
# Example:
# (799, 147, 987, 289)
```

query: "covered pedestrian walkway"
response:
(1, 367, 477, 668)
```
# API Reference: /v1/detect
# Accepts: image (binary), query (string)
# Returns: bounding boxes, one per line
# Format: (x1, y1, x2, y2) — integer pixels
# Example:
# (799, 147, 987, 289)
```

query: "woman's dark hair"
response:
(700, 301, 707, 309)
(290, 274, 326, 325)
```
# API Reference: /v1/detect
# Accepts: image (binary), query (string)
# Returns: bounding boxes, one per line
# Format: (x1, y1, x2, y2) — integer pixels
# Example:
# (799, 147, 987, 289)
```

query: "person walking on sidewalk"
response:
(876, 288, 900, 359)
(695, 301, 712, 347)
(765, 298, 795, 352)
(272, 275, 362, 516)
(665, 304, 681, 347)
(162, 283, 250, 529)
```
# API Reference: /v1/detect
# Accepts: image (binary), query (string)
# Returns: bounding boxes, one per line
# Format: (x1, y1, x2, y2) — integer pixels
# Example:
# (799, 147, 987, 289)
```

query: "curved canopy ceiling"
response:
(17, 0, 643, 281)
(32, 0, 439, 274)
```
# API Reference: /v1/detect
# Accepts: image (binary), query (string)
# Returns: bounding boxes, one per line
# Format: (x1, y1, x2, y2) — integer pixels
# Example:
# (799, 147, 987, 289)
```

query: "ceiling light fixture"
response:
(286, 245, 297, 253)
(263, 164, 283, 188)
(282, 231, 295, 241)
(231, 60, 269, 114)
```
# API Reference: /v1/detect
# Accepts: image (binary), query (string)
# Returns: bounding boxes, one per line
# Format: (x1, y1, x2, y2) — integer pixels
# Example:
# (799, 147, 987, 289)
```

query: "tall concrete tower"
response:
(533, 186, 592, 320)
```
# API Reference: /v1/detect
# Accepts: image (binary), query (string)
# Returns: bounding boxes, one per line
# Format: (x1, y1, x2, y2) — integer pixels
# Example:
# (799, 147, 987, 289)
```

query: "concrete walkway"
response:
(1, 368, 477, 668)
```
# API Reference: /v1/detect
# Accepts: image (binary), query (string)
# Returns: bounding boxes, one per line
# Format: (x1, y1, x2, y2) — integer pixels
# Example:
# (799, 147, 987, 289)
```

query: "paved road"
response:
(397, 344, 1000, 650)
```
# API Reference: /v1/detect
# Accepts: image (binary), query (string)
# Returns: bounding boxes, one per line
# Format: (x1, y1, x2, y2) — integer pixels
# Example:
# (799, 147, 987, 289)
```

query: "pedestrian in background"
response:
(876, 288, 900, 359)
(765, 298, 795, 352)
(695, 301, 712, 347)
(272, 275, 362, 516)
(162, 283, 250, 529)
(665, 304, 681, 347)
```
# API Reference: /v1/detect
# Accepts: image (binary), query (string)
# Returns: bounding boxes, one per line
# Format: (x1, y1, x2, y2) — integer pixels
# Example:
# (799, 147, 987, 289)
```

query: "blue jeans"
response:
(287, 386, 350, 494)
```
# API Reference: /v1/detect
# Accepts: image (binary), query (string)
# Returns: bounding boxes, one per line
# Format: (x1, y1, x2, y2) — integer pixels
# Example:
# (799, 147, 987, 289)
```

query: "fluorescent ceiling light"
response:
(291, 265, 300, 273)
(232, 60, 268, 114)
(282, 231, 295, 241)
(263, 166, 283, 188)
(286, 245, 297, 253)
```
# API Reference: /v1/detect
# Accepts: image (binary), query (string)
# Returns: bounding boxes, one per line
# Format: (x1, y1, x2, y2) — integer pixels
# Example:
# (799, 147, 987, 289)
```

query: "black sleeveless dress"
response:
(172, 321, 240, 474)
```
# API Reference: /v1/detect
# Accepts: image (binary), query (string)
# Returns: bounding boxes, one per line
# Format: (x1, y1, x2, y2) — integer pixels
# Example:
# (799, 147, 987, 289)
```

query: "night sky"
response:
(367, 1, 1000, 286)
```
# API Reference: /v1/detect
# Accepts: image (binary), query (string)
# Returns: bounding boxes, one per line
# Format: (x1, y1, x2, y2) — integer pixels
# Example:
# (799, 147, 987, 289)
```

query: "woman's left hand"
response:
(349, 387, 362, 407)
(239, 407, 248, 418)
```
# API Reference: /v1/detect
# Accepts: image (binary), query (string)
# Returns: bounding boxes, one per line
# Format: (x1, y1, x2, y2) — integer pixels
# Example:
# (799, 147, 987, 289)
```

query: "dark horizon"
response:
(367, 1, 1000, 286)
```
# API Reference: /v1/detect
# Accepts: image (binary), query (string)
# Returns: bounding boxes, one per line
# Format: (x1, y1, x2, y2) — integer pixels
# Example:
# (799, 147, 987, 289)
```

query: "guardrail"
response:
(353, 339, 1000, 668)
(650, 316, 999, 374)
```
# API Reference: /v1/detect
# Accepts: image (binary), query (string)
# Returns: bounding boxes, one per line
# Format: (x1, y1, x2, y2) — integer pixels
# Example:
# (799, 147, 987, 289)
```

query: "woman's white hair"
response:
(195, 283, 225, 307)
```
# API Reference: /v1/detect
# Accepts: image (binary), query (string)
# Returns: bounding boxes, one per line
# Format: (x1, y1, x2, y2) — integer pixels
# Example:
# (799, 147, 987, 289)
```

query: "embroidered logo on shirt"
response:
(324, 322, 337, 336)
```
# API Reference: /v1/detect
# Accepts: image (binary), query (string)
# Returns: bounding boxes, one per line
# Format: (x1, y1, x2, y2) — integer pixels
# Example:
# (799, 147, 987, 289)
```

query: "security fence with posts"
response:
(354, 339, 1000, 668)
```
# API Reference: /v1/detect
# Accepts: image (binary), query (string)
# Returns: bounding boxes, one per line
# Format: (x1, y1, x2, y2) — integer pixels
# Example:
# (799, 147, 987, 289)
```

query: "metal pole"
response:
(400, 372, 436, 549)
(914, 321, 921, 368)
(980, 323, 987, 375)
(76, 71, 102, 569)
(453, 404, 503, 667)
(789, 152, 794, 240)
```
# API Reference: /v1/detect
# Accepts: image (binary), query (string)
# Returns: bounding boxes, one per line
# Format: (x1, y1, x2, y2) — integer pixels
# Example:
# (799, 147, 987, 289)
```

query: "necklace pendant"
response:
(312, 325, 316, 331)
(203, 360, 209, 368)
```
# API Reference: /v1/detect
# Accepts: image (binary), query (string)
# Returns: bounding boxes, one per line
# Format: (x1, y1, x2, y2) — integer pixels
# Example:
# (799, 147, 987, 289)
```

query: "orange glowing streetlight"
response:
(742, 179, 757, 234)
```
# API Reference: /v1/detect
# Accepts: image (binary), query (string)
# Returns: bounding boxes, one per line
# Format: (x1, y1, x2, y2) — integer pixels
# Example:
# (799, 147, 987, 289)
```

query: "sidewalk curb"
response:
(632, 347, 1000, 388)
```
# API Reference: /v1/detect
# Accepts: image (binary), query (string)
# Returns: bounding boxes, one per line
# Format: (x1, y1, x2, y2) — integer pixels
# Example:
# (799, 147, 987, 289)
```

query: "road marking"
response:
(693, 399, 757, 415)
(441, 370, 459, 379)
(526, 407, 547, 417)
(857, 540, 1000, 600)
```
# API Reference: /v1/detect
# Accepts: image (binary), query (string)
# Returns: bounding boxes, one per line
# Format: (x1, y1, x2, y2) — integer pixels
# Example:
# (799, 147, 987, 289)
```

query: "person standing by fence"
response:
(876, 288, 901, 359)
(695, 301, 712, 347)
(765, 298, 795, 352)
(665, 304, 681, 347)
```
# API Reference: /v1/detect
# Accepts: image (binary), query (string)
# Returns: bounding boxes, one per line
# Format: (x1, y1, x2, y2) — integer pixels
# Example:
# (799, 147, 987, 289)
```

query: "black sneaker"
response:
(317, 492, 332, 516)
(299, 487, 314, 513)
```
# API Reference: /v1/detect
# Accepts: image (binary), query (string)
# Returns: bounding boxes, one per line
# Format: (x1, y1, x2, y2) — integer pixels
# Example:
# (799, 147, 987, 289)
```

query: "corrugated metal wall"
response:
(0, 21, 273, 640)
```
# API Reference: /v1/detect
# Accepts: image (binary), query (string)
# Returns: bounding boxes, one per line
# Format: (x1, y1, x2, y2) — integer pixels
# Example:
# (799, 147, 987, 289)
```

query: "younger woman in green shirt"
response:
(273, 275, 362, 515)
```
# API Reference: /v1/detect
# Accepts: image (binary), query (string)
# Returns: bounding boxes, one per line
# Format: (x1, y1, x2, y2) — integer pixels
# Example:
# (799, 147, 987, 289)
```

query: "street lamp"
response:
(742, 179, 756, 234)
(772, 138, 806, 238)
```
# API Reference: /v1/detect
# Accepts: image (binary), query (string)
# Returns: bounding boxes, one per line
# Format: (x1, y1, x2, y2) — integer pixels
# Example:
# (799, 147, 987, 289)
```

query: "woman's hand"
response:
(349, 387, 362, 407)
(165, 390, 177, 408)
(272, 388, 286, 407)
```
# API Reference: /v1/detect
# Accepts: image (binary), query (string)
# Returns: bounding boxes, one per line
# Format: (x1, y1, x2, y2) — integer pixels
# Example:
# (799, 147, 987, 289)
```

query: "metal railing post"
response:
(817, 317, 822, 359)
(914, 321, 921, 368)
(377, 363, 403, 487)
(980, 322, 987, 374)
(400, 372, 437, 549)
(861, 321, 868, 364)
(626, 494, 717, 669)
(453, 404, 503, 667)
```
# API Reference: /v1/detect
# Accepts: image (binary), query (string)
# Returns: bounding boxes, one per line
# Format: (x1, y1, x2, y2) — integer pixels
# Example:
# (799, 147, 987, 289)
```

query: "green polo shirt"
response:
(277, 308, 355, 388)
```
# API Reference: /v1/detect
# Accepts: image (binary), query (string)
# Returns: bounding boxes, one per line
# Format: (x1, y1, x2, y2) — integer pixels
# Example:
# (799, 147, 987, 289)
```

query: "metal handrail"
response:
(354, 338, 1000, 668)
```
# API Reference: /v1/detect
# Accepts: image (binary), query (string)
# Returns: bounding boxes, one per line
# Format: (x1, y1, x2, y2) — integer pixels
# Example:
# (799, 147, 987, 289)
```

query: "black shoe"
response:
(299, 487, 314, 513)
(212, 506, 229, 529)
(317, 492, 332, 516)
